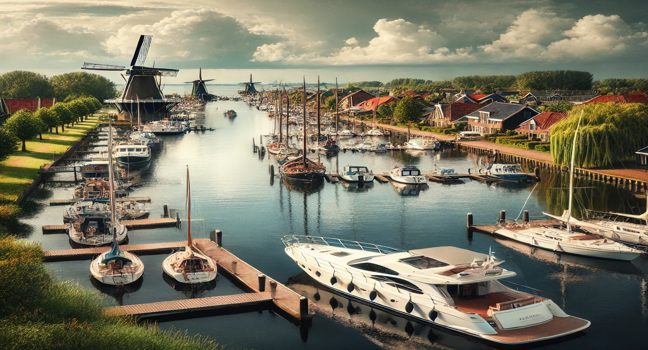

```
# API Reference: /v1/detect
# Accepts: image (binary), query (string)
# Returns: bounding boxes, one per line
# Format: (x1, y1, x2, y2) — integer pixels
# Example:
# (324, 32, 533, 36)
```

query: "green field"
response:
(0, 116, 100, 202)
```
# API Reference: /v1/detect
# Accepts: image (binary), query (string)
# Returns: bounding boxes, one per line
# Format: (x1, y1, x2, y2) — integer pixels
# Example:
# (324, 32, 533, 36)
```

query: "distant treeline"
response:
(0, 70, 117, 103)
(347, 70, 648, 95)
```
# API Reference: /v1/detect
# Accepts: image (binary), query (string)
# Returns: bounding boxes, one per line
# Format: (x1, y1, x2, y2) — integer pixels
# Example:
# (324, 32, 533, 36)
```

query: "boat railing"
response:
(282, 235, 401, 254)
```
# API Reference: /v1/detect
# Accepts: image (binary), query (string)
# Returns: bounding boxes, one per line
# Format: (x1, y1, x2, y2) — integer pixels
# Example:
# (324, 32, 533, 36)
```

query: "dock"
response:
(374, 174, 389, 183)
(42, 241, 186, 261)
(105, 293, 273, 318)
(49, 196, 151, 206)
(466, 211, 561, 235)
(325, 174, 341, 183)
(42, 224, 68, 234)
(42, 218, 178, 234)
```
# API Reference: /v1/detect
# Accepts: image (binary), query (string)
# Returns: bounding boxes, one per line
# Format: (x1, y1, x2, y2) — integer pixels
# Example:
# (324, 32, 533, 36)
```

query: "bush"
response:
(534, 143, 551, 152)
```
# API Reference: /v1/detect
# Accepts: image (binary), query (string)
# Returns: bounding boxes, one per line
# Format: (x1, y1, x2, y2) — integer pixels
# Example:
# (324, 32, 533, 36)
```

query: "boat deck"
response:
(485, 316, 590, 344)
(454, 291, 527, 318)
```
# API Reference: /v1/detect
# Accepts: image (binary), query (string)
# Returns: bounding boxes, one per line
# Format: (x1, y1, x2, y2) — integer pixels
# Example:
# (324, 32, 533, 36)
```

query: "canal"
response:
(21, 88, 648, 349)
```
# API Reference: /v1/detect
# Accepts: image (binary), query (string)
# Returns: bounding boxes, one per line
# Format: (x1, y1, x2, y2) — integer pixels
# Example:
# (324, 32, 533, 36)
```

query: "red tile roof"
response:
(469, 94, 488, 100)
(584, 95, 648, 104)
(397, 90, 421, 98)
(522, 112, 568, 130)
(355, 96, 397, 111)
(4, 98, 56, 114)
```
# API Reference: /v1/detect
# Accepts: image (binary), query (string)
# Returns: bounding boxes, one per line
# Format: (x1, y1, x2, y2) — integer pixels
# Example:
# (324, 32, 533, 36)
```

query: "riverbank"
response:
(0, 116, 100, 202)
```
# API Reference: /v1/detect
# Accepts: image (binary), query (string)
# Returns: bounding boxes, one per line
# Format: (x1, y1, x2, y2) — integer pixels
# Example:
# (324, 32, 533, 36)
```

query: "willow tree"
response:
(550, 103, 648, 167)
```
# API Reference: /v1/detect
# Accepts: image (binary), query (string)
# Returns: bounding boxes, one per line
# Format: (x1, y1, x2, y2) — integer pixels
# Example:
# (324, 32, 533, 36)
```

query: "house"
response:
(636, 146, 648, 168)
(583, 94, 648, 105)
(426, 102, 481, 127)
(2, 98, 56, 114)
(468, 93, 508, 104)
(396, 90, 422, 98)
(353, 96, 398, 114)
(464, 102, 539, 134)
(497, 89, 520, 97)
(517, 91, 562, 106)
(338, 90, 374, 110)
(516, 112, 568, 142)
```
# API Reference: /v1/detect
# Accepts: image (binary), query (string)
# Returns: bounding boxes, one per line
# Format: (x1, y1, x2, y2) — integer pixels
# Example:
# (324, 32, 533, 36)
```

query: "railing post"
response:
(258, 274, 266, 292)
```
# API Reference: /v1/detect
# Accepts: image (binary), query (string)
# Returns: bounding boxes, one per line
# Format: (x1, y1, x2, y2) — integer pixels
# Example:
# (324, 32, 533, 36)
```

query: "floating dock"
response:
(49, 196, 151, 206)
(105, 293, 273, 318)
(42, 241, 186, 262)
(374, 174, 389, 183)
(42, 218, 178, 234)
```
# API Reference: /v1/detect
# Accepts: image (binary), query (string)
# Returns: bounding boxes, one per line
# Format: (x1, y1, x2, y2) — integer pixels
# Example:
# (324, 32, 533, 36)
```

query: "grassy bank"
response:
(0, 116, 100, 202)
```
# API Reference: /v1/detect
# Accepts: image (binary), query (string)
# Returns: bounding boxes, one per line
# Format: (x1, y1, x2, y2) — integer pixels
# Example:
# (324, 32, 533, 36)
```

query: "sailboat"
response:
(89, 120, 144, 286)
(366, 86, 383, 136)
(279, 78, 326, 182)
(493, 113, 641, 261)
(162, 166, 217, 284)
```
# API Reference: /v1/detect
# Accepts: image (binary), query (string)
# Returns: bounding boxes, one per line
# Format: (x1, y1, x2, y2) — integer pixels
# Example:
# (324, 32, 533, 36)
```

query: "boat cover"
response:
(409, 247, 488, 266)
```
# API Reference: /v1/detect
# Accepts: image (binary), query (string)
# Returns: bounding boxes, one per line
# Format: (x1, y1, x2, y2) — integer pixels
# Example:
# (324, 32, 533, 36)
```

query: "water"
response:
(20, 87, 648, 349)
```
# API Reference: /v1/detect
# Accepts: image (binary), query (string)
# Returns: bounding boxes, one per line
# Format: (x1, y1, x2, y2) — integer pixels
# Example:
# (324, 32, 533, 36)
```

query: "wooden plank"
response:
(122, 218, 177, 229)
(42, 224, 68, 234)
(374, 174, 389, 183)
(105, 292, 273, 318)
(43, 241, 186, 262)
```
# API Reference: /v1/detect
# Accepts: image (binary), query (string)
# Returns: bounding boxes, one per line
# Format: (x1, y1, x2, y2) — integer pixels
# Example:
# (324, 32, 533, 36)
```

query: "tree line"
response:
(0, 70, 116, 103)
(0, 97, 102, 160)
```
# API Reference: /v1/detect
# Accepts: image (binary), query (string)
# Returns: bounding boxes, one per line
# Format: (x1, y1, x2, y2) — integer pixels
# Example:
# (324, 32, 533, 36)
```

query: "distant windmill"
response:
(185, 68, 216, 101)
(81, 35, 179, 121)
(239, 74, 261, 94)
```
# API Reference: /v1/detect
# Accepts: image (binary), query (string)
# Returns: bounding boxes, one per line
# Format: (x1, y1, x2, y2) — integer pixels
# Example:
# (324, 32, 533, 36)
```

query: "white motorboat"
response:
(130, 131, 159, 148)
(142, 120, 186, 135)
(63, 199, 149, 222)
(282, 235, 591, 345)
(339, 166, 374, 183)
(162, 167, 217, 284)
(365, 128, 383, 136)
(390, 166, 428, 184)
(113, 141, 151, 166)
(487, 164, 533, 182)
(406, 137, 439, 150)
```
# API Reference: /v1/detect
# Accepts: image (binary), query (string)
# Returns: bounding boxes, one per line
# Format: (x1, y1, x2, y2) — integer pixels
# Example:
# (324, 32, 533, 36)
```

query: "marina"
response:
(17, 91, 648, 350)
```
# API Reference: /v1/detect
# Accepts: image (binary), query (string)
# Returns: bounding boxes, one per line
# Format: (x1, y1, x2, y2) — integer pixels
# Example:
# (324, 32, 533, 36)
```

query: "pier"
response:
(49, 196, 151, 206)
(42, 218, 179, 234)
(43, 241, 186, 261)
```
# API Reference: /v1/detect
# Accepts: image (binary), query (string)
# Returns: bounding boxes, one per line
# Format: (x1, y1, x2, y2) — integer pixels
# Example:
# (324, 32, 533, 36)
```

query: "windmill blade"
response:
(184, 81, 198, 84)
(202, 79, 215, 82)
(199, 67, 202, 81)
(130, 35, 153, 66)
(82, 62, 126, 71)
(155, 68, 179, 77)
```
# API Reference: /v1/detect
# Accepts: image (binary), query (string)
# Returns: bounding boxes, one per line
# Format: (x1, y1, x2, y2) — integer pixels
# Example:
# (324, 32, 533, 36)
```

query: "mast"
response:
(335, 78, 339, 136)
(107, 118, 117, 245)
(278, 86, 283, 143)
(186, 165, 193, 251)
(373, 86, 379, 129)
(285, 85, 290, 146)
(302, 77, 307, 167)
(567, 111, 583, 233)
(317, 75, 321, 145)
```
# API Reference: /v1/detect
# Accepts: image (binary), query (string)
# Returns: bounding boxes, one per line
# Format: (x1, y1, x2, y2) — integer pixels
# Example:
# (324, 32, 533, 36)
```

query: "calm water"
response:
(20, 86, 648, 349)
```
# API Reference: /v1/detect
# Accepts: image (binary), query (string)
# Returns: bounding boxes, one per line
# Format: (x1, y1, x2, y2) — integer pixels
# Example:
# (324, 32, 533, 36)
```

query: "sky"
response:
(1, 0, 647, 85)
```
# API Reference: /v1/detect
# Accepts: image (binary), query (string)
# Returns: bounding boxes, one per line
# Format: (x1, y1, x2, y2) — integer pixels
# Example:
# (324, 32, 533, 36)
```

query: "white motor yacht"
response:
(283, 235, 591, 345)
(339, 166, 374, 183)
(390, 166, 428, 184)
(406, 137, 439, 150)
(113, 142, 151, 166)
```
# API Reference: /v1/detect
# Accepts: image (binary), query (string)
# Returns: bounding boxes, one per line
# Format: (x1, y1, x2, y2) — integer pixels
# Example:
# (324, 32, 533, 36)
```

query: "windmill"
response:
(81, 35, 179, 122)
(238, 74, 261, 95)
(185, 68, 216, 101)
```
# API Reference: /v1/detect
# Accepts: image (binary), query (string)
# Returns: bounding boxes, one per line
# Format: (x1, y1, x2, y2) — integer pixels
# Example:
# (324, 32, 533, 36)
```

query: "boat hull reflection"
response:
(391, 182, 429, 196)
(162, 272, 218, 298)
(90, 274, 143, 305)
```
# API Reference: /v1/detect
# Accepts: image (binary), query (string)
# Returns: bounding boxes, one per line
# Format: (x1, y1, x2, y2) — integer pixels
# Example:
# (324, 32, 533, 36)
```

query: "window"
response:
(529, 120, 536, 131)
(400, 256, 449, 269)
(351, 263, 399, 275)
(479, 111, 489, 123)
(373, 275, 424, 294)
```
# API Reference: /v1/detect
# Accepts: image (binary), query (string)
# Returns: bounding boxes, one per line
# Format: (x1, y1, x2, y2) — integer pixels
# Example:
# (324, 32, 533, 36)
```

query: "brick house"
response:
(516, 112, 568, 141)
(338, 90, 374, 110)
(426, 102, 482, 127)
(464, 102, 539, 134)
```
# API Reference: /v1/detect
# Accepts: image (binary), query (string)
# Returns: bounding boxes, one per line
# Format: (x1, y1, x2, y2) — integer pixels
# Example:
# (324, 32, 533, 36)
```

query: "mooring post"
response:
(523, 210, 529, 223)
(258, 274, 266, 292)
(175, 212, 181, 228)
(253, 138, 256, 153)
(269, 280, 277, 297)
(231, 261, 237, 274)
(299, 296, 308, 320)
(269, 165, 274, 177)
(216, 229, 222, 247)
(163, 204, 169, 218)
(467, 213, 473, 228)
(534, 167, 540, 181)
(499, 210, 506, 224)
(73, 166, 78, 183)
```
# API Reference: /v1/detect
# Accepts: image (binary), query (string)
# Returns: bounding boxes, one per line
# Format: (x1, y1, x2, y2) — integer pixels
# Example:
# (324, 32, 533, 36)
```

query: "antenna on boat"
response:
(186, 165, 194, 255)
(567, 111, 584, 232)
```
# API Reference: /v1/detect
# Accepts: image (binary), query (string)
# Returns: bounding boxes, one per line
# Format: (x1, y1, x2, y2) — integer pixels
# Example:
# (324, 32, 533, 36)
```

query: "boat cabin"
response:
(344, 166, 370, 175)
(395, 166, 421, 176)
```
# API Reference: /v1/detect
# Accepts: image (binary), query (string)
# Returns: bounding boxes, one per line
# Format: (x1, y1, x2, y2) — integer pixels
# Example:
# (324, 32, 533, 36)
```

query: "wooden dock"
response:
(374, 174, 389, 183)
(42, 224, 68, 234)
(49, 196, 151, 206)
(325, 174, 341, 183)
(105, 293, 273, 318)
(42, 241, 185, 261)
(123, 218, 178, 229)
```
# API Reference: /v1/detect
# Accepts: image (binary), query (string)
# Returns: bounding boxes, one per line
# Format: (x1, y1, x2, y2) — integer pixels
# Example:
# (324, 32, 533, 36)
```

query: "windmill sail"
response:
(131, 35, 152, 66)
(82, 63, 126, 71)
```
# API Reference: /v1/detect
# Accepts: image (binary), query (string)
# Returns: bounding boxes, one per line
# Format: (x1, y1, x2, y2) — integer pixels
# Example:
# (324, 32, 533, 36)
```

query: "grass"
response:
(0, 116, 100, 202)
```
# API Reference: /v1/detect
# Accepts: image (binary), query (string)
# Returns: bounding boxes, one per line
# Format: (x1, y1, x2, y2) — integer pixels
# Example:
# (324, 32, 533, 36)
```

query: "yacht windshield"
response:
(399, 256, 449, 269)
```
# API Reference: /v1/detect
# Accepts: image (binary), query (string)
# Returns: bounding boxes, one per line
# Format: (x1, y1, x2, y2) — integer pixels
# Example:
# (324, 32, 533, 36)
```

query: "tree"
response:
(4, 110, 40, 151)
(50, 72, 116, 102)
(452, 75, 516, 91)
(0, 71, 54, 98)
(543, 100, 574, 114)
(0, 128, 18, 161)
(424, 93, 443, 104)
(515, 70, 593, 91)
(34, 107, 59, 134)
(79, 97, 101, 121)
(50, 103, 73, 132)
(390, 85, 408, 95)
(393, 96, 425, 123)
(343, 84, 360, 93)
(67, 99, 90, 125)
(324, 96, 337, 110)
(377, 102, 396, 118)
(551, 103, 648, 167)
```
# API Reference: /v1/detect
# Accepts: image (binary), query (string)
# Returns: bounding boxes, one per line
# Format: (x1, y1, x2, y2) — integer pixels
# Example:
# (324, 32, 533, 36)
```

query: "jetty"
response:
(49, 196, 151, 206)
(43, 241, 186, 261)
(42, 218, 179, 234)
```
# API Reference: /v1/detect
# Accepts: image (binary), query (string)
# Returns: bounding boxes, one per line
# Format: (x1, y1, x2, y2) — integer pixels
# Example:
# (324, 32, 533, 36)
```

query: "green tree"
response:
(377, 101, 396, 118)
(543, 100, 574, 113)
(4, 110, 40, 151)
(67, 99, 90, 124)
(343, 84, 360, 93)
(551, 103, 648, 167)
(34, 107, 60, 134)
(452, 75, 516, 91)
(50, 72, 116, 102)
(516, 70, 593, 91)
(390, 85, 409, 95)
(0, 128, 18, 161)
(424, 93, 443, 104)
(593, 78, 648, 95)
(393, 96, 425, 123)
(50, 103, 73, 132)
(325, 96, 337, 110)
(346, 81, 383, 88)
(79, 96, 101, 121)
(0, 71, 54, 98)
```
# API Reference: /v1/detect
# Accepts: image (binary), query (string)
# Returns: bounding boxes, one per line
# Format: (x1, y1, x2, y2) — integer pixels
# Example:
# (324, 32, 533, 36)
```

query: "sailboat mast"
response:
(186, 166, 192, 248)
(286, 86, 290, 146)
(373, 86, 379, 129)
(278, 87, 283, 143)
(567, 111, 583, 232)
(317, 76, 320, 145)
(302, 77, 307, 166)
(335, 78, 339, 135)
(107, 119, 117, 244)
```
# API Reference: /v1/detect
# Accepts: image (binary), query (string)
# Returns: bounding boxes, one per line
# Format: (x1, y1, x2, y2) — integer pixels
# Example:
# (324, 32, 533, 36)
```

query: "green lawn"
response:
(0, 116, 100, 202)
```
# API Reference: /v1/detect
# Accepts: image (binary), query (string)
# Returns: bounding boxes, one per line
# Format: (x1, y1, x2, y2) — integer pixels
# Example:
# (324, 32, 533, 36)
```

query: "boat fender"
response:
(347, 282, 355, 293)
(330, 276, 337, 285)
(405, 301, 415, 313)
(405, 321, 415, 337)
(314, 290, 321, 301)
(369, 290, 377, 301)
(429, 309, 438, 321)
(369, 309, 377, 324)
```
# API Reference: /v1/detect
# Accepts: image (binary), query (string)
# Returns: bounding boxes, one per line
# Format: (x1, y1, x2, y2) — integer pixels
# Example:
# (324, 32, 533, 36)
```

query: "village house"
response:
(338, 90, 374, 110)
(426, 102, 481, 127)
(352, 96, 398, 115)
(515, 111, 568, 142)
(464, 102, 539, 134)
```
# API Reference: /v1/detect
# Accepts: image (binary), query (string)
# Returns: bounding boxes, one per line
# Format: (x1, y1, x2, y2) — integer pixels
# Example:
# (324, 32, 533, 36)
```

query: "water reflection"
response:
(287, 272, 489, 350)
(341, 181, 374, 193)
(281, 177, 324, 194)
(162, 272, 218, 298)
(90, 274, 143, 305)
(391, 182, 429, 196)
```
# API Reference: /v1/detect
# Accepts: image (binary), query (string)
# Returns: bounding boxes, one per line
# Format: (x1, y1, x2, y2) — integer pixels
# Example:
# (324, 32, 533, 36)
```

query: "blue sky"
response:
(1, 0, 647, 84)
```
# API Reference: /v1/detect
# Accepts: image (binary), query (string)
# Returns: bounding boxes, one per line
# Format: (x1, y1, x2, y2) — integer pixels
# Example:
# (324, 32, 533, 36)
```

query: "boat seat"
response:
(489, 296, 538, 313)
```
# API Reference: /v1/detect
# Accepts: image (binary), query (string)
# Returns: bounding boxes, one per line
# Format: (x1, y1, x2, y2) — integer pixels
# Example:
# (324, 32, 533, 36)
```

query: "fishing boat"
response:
(162, 167, 217, 284)
(390, 166, 428, 185)
(282, 235, 591, 345)
(339, 166, 374, 183)
(321, 138, 340, 153)
(279, 78, 326, 183)
(493, 114, 642, 261)
(113, 141, 151, 166)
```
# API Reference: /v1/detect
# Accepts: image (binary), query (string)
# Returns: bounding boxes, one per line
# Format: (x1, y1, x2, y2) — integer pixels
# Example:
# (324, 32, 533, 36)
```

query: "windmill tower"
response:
(185, 68, 216, 101)
(239, 74, 261, 95)
(81, 35, 179, 122)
